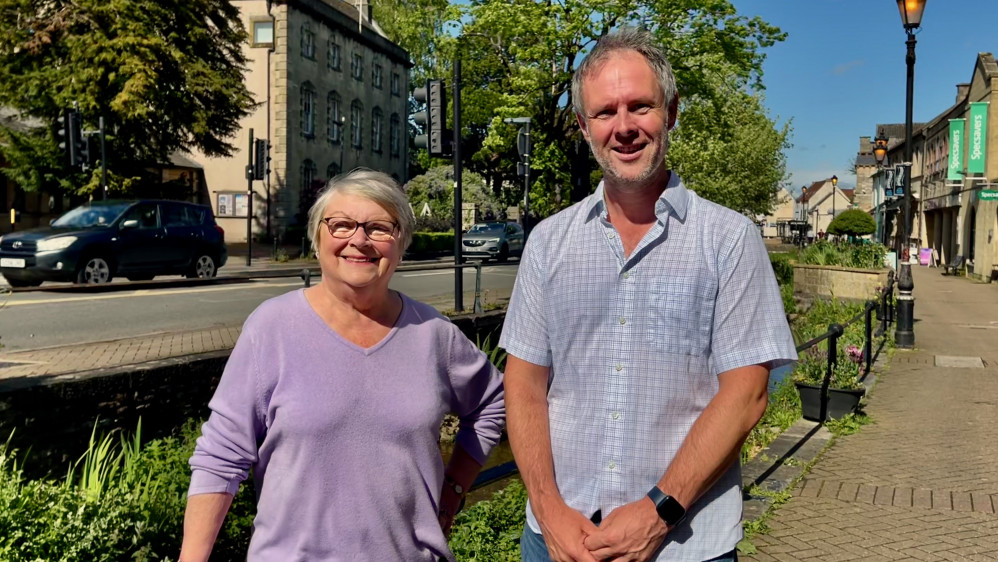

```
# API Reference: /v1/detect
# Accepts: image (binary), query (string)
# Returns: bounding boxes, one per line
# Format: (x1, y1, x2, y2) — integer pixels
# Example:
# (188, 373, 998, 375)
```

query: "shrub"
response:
(827, 209, 875, 237)
(769, 253, 794, 286)
(409, 232, 455, 254)
(448, 480, 527, 561)
(796, 240, 887, 270)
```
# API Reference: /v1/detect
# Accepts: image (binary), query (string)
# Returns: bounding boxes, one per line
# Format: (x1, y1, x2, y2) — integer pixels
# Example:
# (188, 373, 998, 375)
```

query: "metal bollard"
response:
(301, 268, 312, 288)
(864, 302, 874, 375)
(473, 262, 483, 314)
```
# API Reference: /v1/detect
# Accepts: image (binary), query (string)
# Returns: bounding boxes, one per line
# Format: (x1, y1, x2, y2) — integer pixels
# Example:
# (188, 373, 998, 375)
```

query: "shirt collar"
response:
(584, 172, 690, 222)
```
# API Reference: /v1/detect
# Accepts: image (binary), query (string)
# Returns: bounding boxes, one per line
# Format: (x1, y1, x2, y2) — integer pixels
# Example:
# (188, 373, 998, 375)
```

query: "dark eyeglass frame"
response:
(320, 217, 399, 241)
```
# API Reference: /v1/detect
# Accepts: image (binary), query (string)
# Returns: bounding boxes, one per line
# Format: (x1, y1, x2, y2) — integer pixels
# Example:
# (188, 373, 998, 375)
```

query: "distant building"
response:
(795, 178, 854, 238)
(758, 187, 795, 238)
(188, 0, 411, 243)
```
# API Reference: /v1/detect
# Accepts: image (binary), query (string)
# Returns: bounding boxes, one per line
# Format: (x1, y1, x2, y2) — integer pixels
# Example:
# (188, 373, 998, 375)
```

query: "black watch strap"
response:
(647, 486, 687, 527)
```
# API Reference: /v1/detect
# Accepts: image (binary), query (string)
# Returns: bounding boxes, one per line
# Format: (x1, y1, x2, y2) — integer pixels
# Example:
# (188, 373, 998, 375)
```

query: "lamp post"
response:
(894, 0, 926, 349)
(831, 175, 838, 222)
(873, 130, 889, 244)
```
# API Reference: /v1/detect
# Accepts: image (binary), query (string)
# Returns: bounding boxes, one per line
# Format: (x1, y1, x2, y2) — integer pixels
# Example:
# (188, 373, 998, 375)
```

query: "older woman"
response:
(180, 169, 505, 562)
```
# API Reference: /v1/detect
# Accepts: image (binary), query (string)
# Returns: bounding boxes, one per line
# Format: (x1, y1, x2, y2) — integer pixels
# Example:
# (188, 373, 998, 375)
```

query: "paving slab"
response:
(743, 266, 998, 560)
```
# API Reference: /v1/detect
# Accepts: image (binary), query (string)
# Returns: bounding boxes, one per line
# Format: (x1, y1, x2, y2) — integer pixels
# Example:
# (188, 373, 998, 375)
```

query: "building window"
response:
(301, 25, 315, 60)
(350, 100, 363, 148)
(327, 162, 341, 179)
(328, 40, 341, 71)
(301, 159, 318, 194)
(327, 92, 342, 144)
(373, 64, 383, 89)
(372, 107, 383, 153)
(250, 18, 274, 48)
(300, 82, 316, 138)
(390, 114, 401, 158)
(351, 53, 363, 81)
(391, 72, 400, 96)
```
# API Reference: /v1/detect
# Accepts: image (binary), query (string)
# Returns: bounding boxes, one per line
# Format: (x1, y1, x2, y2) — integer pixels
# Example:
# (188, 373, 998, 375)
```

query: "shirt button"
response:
(609, 461, 616, 470)
(611, 412, 620, 420)
(615, 364, 623, 372)
(619, 317, 626, 325)
(623, 272, 630, 279)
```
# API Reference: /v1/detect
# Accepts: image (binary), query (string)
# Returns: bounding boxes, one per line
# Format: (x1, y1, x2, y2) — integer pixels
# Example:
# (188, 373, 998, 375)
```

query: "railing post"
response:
(821, 323, 843, 423)
(473, 262, 483, 314)
(301, 268, 311, 288)
(864, 301, 874, 375)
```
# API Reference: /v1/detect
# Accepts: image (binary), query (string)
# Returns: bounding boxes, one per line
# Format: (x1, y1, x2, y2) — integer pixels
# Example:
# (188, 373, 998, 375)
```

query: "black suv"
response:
(0, 200, 227, 287)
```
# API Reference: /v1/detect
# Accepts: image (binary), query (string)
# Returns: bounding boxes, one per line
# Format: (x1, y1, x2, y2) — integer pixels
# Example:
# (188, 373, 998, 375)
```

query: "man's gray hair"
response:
(306, 168, 416, 256)
(571, 28, 678, 119)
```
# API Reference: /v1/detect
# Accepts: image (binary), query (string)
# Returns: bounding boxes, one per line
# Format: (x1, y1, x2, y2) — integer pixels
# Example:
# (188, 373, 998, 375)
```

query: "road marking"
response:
(4, 281, 303, 307)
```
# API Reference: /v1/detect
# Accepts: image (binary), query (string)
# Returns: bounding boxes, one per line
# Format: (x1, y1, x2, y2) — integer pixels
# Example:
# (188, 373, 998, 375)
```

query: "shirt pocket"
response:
(644, 277, 713, 356)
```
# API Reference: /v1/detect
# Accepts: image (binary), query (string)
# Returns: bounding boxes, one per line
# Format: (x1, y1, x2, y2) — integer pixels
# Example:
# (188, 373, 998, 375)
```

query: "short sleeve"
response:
(447, 327, 505, 466)
(499, 228, 552, 366)
(710, 223, 798, 374)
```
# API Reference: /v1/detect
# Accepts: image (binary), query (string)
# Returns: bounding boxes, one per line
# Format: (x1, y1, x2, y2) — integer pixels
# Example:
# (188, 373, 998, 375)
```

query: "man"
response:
(499, 28, 797, 562)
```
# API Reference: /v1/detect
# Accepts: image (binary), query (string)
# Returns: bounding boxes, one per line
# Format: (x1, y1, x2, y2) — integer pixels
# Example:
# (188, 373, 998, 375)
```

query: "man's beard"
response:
(590, 131, 670, 192)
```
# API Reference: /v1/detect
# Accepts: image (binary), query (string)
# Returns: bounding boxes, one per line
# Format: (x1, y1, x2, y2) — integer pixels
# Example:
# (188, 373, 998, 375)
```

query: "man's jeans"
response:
(519, 525, 737, 562)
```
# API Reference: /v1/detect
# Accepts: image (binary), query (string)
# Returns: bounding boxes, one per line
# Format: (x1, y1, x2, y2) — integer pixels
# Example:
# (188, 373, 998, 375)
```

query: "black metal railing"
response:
(794, 270, 895, 422)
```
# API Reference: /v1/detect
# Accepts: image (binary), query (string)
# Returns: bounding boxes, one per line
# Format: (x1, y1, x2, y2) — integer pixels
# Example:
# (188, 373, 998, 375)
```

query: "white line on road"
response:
(4, 282, 303, 307)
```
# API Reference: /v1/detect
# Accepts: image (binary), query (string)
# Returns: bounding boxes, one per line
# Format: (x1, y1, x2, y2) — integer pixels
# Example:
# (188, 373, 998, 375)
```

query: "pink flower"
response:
(846, 345, 863, 364)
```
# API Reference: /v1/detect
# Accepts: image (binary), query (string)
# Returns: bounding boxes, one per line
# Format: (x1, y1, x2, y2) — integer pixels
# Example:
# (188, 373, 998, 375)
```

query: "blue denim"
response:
(519, 525, 737, 562)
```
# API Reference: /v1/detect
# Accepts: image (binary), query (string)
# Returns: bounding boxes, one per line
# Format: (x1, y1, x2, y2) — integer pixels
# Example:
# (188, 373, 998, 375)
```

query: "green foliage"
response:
(405, 166, 504, 224)
(796, 241, 887, 270)
(780, 283, 796, 316)
(0, 0, 254, 195)
(741, 377, 801, 464)
(790, 299, 868, 390)
(824, 413, 870, 437)
(769, 253, 794, 286)
(827, 209, 876, 237)
(409, 231, 455, 254)
(448, 480, 527, 561)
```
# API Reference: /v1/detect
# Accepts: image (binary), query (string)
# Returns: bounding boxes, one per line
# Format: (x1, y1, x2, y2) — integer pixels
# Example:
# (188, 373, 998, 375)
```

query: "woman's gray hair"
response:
(306, 168, 415, 256)
(571, 27, 678, 120)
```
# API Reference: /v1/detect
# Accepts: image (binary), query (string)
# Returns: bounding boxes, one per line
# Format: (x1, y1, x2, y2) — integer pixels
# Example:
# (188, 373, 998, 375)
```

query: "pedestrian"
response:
(180, 169, 505, 562)
(499, 28, 797, 562)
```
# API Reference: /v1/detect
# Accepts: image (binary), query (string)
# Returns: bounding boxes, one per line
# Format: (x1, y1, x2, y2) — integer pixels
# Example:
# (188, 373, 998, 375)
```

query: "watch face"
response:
(453, 483, 464, 495)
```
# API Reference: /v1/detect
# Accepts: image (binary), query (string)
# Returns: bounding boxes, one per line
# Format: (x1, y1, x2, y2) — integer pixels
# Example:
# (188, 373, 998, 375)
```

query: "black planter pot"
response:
(795, 382, 865, 422)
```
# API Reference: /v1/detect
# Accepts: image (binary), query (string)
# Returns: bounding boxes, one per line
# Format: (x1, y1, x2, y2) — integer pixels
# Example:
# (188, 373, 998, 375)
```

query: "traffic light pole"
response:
(99, 116, 107, 200)
(453, 59, 463, 312)
(246, 128, 254, 267)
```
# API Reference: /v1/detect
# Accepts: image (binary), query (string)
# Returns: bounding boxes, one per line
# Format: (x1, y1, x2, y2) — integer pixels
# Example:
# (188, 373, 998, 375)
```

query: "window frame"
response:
(350, 100, 363, 148)
(372, 107, 383, 153)
(300, 24, 316, 60)
(327, 40, 341, 71)
(327, 91, 342, 144)
(301, 82, 316, 138)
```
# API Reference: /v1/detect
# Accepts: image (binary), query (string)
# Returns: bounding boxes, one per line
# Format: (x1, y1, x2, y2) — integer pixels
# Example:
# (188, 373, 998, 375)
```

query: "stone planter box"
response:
(793, 264, 890, 302)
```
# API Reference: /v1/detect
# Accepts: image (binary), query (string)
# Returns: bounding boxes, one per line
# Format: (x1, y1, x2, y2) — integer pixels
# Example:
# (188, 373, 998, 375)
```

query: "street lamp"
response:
(894, 0, 926, 349)
(873, 129, 889, 244)
(831, 175, 838, 221)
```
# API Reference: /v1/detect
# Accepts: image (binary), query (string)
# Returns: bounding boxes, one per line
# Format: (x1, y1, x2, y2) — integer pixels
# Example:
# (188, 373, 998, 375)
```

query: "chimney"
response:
(355, 0, 368, 31)
(956, 83, 970, 103)
(859, 136, 871, 154)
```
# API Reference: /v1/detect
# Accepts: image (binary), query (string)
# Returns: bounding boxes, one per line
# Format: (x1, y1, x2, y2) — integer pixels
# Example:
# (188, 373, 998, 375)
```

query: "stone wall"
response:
(0, 310, 507, 478)
(793, 264, 891, 302)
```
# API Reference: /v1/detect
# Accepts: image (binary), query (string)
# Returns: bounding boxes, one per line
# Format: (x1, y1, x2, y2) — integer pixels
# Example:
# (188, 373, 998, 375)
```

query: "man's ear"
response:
(667, 96, 680, 131)
(576, 111, 591, 143)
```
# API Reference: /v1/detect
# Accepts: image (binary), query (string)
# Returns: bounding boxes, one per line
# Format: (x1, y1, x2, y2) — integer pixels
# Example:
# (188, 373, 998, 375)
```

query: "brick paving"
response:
(745, 265, 998, 561)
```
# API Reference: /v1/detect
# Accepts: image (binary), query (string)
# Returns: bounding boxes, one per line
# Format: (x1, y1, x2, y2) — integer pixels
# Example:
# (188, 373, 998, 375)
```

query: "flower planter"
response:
(795, 382, 865, 421)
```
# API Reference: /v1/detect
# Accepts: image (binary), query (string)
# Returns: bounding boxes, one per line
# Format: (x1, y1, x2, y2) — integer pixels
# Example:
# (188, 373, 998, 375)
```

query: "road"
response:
(0, 263, 519, 352)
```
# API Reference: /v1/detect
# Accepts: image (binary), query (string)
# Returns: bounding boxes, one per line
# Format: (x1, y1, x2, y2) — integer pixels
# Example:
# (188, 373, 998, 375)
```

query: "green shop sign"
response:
(980, 190, 998, 201)
(948, 119, 965, 181)
(968, 102, 989, 174)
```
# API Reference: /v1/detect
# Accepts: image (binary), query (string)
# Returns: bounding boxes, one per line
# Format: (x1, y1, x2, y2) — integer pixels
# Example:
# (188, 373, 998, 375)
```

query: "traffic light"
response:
(253, 138, 270, 180)
(55, 109, 86, 170)
(413, 79, 451, 157)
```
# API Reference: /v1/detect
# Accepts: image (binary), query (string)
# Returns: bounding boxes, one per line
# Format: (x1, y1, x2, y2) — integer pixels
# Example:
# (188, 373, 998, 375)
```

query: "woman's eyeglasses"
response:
(321, 217, 398, 241)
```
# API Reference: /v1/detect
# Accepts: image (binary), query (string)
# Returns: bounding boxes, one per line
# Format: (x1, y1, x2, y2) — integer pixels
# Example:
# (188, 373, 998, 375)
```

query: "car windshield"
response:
(52, 203, 133, 228)
(469, 223, 504, 233)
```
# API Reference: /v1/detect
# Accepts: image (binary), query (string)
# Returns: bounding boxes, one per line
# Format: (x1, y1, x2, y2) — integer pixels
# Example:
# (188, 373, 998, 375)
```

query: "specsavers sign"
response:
(968, 102, 989, 174)
(948, 119, 965, 181)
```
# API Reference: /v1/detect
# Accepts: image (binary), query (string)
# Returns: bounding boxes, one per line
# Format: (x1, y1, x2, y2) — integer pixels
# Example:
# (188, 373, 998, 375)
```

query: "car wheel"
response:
(6, 278, 42, 288)
(188, 254, 217, 279)
(76, 256, 113, 284)
(497, 243, 509, 262)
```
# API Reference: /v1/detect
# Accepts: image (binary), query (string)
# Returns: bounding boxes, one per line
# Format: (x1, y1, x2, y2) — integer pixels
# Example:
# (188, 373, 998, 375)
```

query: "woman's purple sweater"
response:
(188, 290, 505, 561)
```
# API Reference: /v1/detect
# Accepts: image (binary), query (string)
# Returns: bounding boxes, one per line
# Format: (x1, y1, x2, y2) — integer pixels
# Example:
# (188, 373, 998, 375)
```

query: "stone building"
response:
(795, 178, 854, 239)
(189, 0, 411, 243)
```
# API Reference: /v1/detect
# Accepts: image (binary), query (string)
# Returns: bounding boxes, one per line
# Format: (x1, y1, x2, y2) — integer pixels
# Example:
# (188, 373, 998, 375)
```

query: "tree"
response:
(0, 0, 255, 196)
(404, 165, 503, 228)
(827, 209, 876, 238)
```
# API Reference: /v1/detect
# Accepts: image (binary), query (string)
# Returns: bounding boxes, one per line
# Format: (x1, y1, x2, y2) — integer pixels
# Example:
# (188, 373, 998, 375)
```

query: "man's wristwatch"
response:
(647, 486, 687, 527)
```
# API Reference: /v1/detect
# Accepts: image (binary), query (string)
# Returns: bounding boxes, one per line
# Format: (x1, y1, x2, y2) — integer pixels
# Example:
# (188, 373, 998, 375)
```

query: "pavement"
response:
(744, 265, 998, 561)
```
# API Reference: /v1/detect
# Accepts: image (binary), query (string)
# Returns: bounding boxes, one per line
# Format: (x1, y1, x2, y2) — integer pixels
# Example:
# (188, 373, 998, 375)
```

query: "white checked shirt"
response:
(500, 173, 797, 561)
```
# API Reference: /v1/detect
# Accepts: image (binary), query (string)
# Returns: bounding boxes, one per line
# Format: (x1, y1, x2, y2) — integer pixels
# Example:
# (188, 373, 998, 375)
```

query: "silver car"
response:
(461, 222, 524, 262)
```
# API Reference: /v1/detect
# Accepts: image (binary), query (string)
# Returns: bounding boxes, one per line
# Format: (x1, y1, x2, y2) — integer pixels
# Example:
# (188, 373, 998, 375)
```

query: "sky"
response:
(730, 0, 998, 196)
